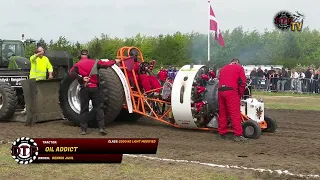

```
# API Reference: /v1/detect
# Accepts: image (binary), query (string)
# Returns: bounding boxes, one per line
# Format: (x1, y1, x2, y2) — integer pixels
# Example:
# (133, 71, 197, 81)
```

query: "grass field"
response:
(252, 91, 320, 111)
(0, 144, 254, 180)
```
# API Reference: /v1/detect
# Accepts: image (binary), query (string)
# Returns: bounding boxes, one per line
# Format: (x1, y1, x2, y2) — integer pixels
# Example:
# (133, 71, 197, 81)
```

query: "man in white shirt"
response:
(291, 70, 299, 91)
(298, 72, 305, 93)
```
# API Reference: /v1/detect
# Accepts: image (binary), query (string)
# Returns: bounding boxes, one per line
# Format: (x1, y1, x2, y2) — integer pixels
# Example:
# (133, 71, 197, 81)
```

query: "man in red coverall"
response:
(129, 48, 161, 97)
(217, 59, 248, 142)
(158, 67, 167, 85)
(70, 49, 121, 135)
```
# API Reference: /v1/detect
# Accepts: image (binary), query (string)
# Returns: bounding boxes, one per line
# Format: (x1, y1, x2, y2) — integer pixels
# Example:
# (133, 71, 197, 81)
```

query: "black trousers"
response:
(80, 87, 105, 130)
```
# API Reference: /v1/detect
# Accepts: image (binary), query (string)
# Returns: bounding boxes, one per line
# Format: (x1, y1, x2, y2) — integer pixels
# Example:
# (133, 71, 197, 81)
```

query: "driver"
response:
(2, 45, 15, 66)
(2, 44, 14, 57)
(129, 48, 161, 97)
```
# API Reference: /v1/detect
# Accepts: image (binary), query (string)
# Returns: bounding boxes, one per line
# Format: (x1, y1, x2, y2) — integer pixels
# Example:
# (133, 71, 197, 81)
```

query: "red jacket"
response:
(70, 58, 115, 88)
(218, 64, 246, 96)
(158, 70, 167, 82)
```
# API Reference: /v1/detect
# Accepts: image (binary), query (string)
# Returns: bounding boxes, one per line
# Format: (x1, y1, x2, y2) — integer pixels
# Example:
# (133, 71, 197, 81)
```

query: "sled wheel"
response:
(242, 119, 261, 139)
(263, 115, 277, 133)
(0, 82, 18, 121)
(99, 68, 125, 124)
(59, 74, 96, 127)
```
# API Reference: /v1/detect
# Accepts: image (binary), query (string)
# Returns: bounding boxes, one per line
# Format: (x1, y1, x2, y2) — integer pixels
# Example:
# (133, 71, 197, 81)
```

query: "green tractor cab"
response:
(0, 39, 30, 70)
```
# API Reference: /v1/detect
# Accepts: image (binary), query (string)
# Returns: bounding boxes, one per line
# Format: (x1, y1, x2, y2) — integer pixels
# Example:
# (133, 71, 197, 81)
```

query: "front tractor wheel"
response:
(263, 115, 277, 133)
(0, 82, 18, 121)
(242, 120, 261, 139)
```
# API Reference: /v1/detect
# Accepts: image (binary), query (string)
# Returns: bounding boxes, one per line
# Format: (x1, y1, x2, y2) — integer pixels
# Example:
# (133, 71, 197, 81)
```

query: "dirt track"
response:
(1, 109, 320, 178)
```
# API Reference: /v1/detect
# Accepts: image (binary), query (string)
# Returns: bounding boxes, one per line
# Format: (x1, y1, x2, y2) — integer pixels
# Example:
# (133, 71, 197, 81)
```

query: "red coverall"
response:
(69, 58, 115, 130)
(139, 70, 161, 93)
(125, 58, 161, 93)
(217, 64, 246, 136)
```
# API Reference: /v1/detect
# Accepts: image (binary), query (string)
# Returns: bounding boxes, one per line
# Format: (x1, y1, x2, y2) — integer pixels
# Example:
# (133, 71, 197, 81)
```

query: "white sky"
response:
(1, 0, 318, 43)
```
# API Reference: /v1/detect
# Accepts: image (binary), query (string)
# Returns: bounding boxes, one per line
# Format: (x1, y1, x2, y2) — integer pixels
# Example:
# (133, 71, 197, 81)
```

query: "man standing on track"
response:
(69, 49, 121, 135)
(217, 59, 248, 142)
(22, 46, 53, 113)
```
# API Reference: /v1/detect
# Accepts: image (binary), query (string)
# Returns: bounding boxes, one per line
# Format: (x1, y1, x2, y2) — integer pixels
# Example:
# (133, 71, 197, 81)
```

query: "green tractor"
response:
(0, 35, 73, 121)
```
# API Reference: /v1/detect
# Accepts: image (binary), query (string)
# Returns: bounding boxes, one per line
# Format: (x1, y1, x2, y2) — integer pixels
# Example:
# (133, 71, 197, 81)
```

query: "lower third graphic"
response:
(11, 137, 39, 164)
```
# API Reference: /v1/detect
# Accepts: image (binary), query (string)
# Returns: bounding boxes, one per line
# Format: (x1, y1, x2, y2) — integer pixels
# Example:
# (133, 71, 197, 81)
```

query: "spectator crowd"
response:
(156, 65, 320, 94)
(249, 66, 320, 93)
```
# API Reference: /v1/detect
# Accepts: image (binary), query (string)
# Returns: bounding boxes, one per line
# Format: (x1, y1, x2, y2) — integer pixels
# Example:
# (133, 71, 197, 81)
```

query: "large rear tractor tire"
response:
(263, 115, 277, 133)
(99, 68, 125, 124)
(0, 82, 18, 121)
(59, 67, 125, 127)
(59, 74, 96, 126)
(242, 120, 261, 139)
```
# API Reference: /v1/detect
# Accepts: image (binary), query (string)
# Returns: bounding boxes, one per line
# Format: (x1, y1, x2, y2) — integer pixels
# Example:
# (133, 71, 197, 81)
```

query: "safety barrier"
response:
(248, 77, 320, 94)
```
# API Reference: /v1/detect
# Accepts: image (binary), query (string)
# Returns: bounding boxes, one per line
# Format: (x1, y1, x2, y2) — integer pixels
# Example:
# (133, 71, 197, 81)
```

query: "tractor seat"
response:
(120, 57, 137, 89)
(123, 56, 135, 72)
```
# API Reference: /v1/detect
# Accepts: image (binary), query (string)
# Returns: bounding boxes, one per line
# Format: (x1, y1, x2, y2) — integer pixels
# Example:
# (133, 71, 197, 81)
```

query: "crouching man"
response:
(69, 49, 121, 135)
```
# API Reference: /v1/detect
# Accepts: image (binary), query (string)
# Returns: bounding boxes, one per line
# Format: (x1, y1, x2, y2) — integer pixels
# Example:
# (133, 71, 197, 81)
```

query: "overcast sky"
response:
(2, 0, 318, 43)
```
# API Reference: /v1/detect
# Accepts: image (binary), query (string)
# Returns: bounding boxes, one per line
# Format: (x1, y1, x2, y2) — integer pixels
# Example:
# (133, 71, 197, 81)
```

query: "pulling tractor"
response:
(60, 46, 277, 139)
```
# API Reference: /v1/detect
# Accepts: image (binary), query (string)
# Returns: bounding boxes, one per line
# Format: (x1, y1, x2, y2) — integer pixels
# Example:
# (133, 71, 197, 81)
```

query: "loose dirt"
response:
(0, 109, 319, 179)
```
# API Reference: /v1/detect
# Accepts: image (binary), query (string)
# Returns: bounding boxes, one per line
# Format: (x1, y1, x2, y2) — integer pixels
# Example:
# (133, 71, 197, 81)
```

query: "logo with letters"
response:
(11, 137, 38, 164)
(273, 11, 305, 32)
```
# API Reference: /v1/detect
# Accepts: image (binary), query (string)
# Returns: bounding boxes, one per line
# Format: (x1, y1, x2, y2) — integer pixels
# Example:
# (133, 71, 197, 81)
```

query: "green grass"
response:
(252, 92, 320, 111)
(264, 103, 320, 111)
(252, 90, 320, 97)
(0, 144, 252, 180)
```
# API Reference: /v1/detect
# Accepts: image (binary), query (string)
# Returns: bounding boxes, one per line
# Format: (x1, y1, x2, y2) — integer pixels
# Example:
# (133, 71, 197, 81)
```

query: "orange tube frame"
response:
(116, 46, 267, 132)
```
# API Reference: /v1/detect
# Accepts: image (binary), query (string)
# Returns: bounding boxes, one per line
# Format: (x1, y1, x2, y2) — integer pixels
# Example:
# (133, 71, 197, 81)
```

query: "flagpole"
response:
(207, 0, 211, 67)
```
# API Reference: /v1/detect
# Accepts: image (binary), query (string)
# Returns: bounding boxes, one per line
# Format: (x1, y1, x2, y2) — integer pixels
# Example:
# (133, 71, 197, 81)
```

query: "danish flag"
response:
(209, 5, 225, 47)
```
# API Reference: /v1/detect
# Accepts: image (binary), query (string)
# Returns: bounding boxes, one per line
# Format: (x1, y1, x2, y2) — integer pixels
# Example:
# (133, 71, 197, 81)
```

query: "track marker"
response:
(123, 154, 320, 178)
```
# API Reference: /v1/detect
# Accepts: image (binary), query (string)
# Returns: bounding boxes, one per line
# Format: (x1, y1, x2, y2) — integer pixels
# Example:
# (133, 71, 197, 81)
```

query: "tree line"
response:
(25, 26, 320, 69)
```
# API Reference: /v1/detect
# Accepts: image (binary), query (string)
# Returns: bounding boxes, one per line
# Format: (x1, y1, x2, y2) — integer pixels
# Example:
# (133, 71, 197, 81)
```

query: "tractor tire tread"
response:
(99, 68, 125, 124)
(0, 82, 18, 121)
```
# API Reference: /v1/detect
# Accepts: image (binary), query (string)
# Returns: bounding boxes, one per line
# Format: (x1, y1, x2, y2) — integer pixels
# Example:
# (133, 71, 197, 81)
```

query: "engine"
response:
(169, 64, 252, 129)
